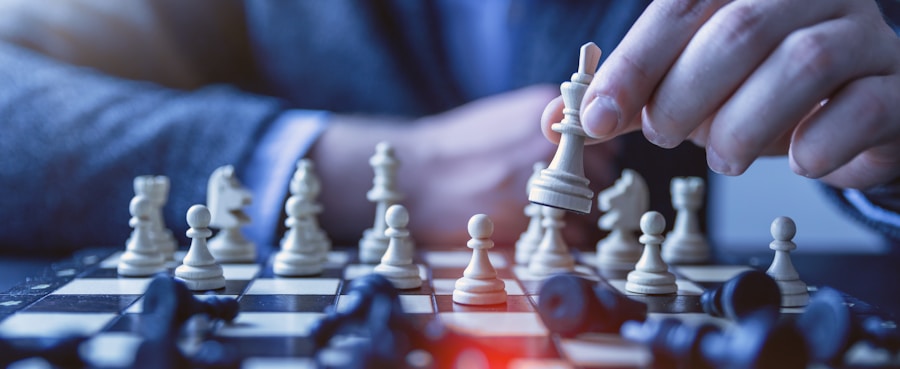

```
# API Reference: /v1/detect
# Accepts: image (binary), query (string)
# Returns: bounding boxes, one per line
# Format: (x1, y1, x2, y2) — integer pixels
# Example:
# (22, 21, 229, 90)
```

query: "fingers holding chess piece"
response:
(528, 42, 601, 214)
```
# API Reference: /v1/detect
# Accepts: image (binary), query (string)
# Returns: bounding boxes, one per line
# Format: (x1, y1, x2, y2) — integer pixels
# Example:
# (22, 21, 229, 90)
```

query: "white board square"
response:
(558, 334, 651, 367)
(335, 294, 434, 314)
(52, 278, 152, 295)
(245, 279, 340, 295)
(423, 251, 508, 268)
(342, 264, 427, 281)
(439, 312, 547, 336)
(673, 265, 754, 283)
(0, 313, 116, 337)
(221, 264, 261, 280)
(431, 278, 524, 296)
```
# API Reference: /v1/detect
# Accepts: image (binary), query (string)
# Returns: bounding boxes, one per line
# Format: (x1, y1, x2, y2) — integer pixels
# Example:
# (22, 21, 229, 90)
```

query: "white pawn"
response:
(766, 216, 809, 307)
(359, 142, 404, 263)
(175, 205, 226, 291)
(661, 177, 710, 264)
(273, 196, 325, 276)
(453, 214, 507, 305)
(373, 205, 421, 289)
(596, 169, 649, 276)
(515, 162, 546, 265)
(527, 207, 575, 277)
(626, 211, 677, 295)
(118, 196, 166, 277)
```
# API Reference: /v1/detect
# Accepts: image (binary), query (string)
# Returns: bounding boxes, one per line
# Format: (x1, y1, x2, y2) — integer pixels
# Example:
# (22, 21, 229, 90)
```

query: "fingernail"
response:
(707, 147, 731, 175)
(581, 96, 621, 138)
(789, 154, 811, 178)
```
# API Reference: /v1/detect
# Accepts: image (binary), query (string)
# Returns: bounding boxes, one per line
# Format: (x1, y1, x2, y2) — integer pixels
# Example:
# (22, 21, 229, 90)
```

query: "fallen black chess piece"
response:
(701, 270, 781, 322)
(537, 273, 647, 337)
(310, 273, 519, 369)
(0, 336, 86, 368)
(309, 273, 415, 368)
(140, 274, 239, 340)
(622, 309, 808, 369)
(133, 337, 239, 369)
(797, 286, 900, 364)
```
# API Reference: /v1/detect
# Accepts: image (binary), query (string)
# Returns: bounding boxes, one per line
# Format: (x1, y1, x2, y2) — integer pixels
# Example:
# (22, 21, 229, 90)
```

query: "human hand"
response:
(405, 85, 615, 248)
(313, 85, 615, 249)
(542, 0, 900, 189)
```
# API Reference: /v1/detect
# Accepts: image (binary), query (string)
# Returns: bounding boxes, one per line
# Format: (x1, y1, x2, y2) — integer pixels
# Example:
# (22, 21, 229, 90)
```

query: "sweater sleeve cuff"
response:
(822, 178, 900, 242)
(241, 109, 329, 248)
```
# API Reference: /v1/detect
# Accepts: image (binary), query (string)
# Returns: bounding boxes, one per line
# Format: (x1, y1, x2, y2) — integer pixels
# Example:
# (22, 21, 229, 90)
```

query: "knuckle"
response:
(658, 0, 724, 19)
(782, 31, 841, 82)
(709, 3, 767, 45)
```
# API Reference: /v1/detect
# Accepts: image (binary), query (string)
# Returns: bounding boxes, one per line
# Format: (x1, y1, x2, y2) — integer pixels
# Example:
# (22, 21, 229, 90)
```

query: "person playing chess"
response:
(0, 0, 898, 255)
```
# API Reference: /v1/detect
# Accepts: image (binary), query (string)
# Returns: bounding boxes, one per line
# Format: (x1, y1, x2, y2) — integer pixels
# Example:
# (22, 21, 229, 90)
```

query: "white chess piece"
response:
(626, 211, 678, 295)
(373, 205, 421, 289)
(175, 205, 226, 291)
(359, 142, 403, 263)
(207, 165, 256, 263)
(527, 207, 575, 276)
(528, 42, 601, 214)
(766, 216, 809, 307)
(273, 196, 325, 276)
(515, 162, 546, 265)
(134, 175, 177, 262)
(596, 169, 648, 276)
(453, 214, 507, 305)
(661, 177, 710, 264)
(118, 196, 166, 277)
(285, 159, 331, 261)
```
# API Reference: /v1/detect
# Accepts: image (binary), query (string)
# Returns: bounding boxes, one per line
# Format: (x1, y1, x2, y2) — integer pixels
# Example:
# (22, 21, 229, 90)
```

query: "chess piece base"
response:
(374, 263, 422, 289)
(661, 233, 709, 264)
(625, 270, 678, 295)
(453, 278, 507, 305)
(359, 229, 389, 264)
(273, 251, 324, 276)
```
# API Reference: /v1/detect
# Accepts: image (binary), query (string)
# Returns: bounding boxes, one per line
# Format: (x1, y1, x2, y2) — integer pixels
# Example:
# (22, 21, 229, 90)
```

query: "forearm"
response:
(0, 43, 282, 253)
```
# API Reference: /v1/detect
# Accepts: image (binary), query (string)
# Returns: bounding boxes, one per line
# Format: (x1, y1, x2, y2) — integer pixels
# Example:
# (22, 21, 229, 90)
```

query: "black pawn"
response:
(538, 274, 647, 337)
(141, 274, 239, 339)
(701, 270, 781, 321)
(621, 318, 717, 369)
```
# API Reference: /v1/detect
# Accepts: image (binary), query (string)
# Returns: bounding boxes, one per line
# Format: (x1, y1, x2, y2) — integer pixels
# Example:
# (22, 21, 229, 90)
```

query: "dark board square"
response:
(240, 295, 336, 313)
(434, 295, 535, 313)
(24, 295, 140, 313)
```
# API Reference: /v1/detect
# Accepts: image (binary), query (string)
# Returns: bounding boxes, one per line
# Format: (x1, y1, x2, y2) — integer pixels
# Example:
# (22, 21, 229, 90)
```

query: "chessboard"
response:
(0, 245, 897, 369)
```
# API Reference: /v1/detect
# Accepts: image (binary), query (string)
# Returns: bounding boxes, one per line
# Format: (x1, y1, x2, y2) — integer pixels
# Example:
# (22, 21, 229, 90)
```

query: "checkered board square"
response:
(0, 246, 892, 369)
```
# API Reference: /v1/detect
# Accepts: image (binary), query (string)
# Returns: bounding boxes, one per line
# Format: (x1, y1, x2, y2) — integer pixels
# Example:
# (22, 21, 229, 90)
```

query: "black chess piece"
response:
(537, 273, 647, 337)
(0, 336, 86, 368)
(796, 286, 900, 364)
(134, 337, 239, 369)
(622, 309, 807, 369)
(309, 273, 411, 369)
(701, 270, 781, 321)
(141, 274, 239, 339)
